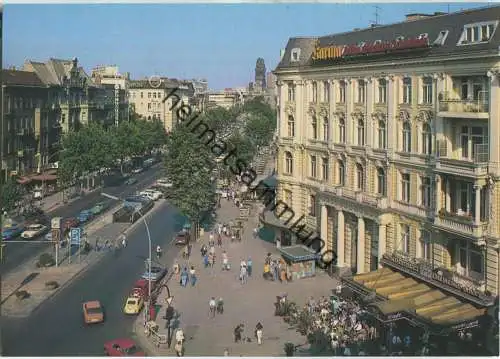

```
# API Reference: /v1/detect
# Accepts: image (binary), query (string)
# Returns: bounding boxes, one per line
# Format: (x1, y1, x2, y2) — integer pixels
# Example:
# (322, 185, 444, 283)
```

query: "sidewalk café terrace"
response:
(340, 258, 493, 335)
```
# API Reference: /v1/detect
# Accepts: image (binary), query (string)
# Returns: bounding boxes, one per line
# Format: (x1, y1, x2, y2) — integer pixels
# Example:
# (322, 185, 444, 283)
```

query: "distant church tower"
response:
(255, 58, 266, 91)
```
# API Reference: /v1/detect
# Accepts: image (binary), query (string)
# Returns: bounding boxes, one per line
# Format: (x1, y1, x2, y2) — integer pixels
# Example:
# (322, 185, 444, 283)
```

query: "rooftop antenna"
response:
(370, 5, 382, 26)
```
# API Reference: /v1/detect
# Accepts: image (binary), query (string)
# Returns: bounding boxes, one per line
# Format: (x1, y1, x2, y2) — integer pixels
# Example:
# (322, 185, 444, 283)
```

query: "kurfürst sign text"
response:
(312, 36, 429, 61)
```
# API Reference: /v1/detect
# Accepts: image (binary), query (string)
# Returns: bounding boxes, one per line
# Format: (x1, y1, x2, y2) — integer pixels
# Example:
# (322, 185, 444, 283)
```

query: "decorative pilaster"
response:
(378, 222, 386, 268)
(320, 205, 328, 254)
(357, 216, 366, 274)
(337, 210, 345, 267)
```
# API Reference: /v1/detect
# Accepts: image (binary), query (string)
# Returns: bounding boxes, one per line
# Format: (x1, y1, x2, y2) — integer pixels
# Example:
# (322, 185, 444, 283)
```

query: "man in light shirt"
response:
(209, 297, 216, 318)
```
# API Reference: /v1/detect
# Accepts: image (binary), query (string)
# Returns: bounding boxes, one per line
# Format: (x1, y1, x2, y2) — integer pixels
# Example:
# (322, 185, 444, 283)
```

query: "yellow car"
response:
(123, 295, 144, 315)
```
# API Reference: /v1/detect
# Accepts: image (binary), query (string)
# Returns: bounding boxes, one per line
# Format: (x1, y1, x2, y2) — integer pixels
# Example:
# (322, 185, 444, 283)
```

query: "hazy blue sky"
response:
(3, 3, 489, 90)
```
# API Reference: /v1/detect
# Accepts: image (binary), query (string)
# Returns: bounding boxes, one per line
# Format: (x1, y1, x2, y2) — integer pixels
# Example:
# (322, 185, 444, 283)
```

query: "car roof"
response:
(84, 300, 101, 308)
(108, 338, 135, 347)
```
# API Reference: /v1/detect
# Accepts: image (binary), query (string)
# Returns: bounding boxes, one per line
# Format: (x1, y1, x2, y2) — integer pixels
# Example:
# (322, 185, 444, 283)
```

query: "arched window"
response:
(337, 160, 345, 185)
(377, 167, 386, 195)
(402, 121, 412, 152)
(357, 119, 365, 146)
(284, 152, 293, 174)
(421, 123, 432, 155)
(287, 115, 295, 137)
(378, 120, 386, 149)
(323, 117, 329, 141)
(356, 163, 364, 191)
(338, 117, 346, 143)
(311, 116, 318, 139)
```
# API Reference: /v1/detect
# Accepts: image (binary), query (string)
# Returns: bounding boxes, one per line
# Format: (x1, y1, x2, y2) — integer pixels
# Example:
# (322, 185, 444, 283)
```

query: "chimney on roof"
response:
(405, 13, 435, 22)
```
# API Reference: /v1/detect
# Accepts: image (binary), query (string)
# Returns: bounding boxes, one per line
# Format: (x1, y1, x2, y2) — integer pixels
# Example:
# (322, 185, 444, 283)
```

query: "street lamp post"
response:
(101, 192, 153, 324)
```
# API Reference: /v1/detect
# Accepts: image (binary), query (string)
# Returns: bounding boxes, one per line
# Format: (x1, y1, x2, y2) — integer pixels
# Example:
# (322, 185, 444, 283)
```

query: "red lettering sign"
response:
(343, 37, 429, 56)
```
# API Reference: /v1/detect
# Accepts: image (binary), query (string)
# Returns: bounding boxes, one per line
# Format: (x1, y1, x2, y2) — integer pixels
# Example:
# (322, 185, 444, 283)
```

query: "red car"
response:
(175, 231, 190, 246)
(104, 338, 144, 356)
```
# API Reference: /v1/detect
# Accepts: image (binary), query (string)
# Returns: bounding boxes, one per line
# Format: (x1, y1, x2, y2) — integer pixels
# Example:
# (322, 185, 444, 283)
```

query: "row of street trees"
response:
(59, 119, 168, 185)
(164, 96, 276, 236)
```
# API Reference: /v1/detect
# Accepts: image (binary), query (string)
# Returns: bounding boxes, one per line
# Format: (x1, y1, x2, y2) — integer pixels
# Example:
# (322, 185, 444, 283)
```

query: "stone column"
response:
(277, 81, 285, 139)
(445, 178, 451, 212)
(365, 78, 374, 147)
(357, 216, 366, 273)
(378, 222, 386, 268)
(320, 204, 328, 254)
(474, 184, 481, 224)
(337, 210, 345, 267)
(386, 75, 396, 158)
(434, 174, 441, 216)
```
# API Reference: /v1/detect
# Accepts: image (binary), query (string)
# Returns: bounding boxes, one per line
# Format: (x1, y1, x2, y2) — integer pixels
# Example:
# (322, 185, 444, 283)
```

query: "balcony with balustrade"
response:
(438, 91, 489, 120)
(436, 140, 489, 178)
(323, 186, 388, 210)
(380, 251, 494, 307)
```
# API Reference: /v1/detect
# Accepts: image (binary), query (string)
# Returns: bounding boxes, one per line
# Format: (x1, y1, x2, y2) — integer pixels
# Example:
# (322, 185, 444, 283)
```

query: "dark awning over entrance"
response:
(342, 267, 487, 333)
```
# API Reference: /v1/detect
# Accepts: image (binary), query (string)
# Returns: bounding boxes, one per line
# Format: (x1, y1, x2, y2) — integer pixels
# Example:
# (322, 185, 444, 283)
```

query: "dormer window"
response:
(433, 30, 449, 46)
(291, 48, 301, 62)
(418, 33, 428, 40)
(458, 21, 498, 45)
(396, 36, 405, 41)
(374, 40, 382, 45)
(358, 42, 366, 48)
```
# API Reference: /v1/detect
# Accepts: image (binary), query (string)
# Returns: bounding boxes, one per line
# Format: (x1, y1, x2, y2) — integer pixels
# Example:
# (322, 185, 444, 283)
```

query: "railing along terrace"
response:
(439, 98, 489, 113)
(381, 251, 494, 306)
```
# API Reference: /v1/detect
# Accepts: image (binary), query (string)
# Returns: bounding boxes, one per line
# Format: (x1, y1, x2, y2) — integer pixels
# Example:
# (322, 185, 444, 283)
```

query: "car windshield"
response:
(86, 307, 102, 314)
(127, 299, 137, 305)
(124, 345, 139, 355)
(28, 224, 42, 230)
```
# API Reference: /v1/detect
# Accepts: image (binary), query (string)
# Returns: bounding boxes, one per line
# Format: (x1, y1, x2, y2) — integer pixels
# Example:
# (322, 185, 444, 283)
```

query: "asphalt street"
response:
(1, 166, 163, 275)
(2, 200, 183, 356)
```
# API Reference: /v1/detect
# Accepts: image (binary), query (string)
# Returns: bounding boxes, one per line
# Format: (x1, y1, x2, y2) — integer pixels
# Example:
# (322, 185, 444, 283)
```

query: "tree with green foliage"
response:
(244, 112, 276, 148)
(0, 179, 25, 213)
(163, 124, 216, 238)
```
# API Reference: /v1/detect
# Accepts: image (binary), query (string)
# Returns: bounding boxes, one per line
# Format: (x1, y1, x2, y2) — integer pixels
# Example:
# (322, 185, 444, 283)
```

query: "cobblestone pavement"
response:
(0, 201, 167, 318)
(135, 198, 338, 356)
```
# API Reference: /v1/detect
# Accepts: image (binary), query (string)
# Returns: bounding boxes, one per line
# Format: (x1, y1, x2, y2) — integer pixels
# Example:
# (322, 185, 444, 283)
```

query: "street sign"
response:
(51, 217, 62, 230)
(70, 227, 81, 246)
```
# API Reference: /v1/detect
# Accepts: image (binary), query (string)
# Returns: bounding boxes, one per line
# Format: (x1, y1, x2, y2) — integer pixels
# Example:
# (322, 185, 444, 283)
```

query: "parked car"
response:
(78, 210, 93, 223)
(123, 295, 144, 315)
(131, 167, 143, 174)
(21, 223, 49, 239)
(139, 190, 161, 201)
(104, 339, 144, 356)
(175, 231, 190, 246)
(90, 202, 108, 216)
(155, 178, 173, 188)
(2, 225, 24, 240)
(124, 177, 138, 185)
(83, 300, 104, 324)
(141, 266, 167, 282)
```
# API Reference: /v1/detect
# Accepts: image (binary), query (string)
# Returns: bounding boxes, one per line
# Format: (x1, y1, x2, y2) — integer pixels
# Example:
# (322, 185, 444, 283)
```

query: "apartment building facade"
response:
(0, 58, 117, 180)
(128, 78, 193, 133)
(271, 6, 500, 336)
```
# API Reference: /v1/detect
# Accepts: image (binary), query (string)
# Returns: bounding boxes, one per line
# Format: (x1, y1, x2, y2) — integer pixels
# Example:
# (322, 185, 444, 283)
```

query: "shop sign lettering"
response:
(312, 37, 429, 61)
(387, 312, 404, 321)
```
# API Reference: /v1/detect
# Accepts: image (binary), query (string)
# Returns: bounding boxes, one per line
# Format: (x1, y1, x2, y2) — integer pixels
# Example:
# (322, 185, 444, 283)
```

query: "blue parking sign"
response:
(70, 227, 81, 246)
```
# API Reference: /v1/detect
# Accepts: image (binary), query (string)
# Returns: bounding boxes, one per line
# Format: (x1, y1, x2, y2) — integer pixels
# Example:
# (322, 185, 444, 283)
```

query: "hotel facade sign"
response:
(312, 36, 429, 61)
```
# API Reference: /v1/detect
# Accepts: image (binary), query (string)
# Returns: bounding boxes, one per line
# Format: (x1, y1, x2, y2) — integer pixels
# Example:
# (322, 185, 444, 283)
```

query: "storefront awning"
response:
(346, 267, 488, 331)
(259, 209, 290, 230)
(279, 245, 320, 262)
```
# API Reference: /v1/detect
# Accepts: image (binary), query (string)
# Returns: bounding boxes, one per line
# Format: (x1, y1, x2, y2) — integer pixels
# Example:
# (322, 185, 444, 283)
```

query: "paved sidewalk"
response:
(134, 198, 338, 356)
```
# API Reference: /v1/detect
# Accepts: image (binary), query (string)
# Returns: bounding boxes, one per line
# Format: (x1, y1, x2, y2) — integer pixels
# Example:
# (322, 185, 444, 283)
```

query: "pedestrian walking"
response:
(223, 348, 229, 356)
(240, 264, 248, 285)
(217, 234, 222, 247)
(121, 237, 127, 247)
(190, 266, 197, 287)
(253, 227, 258, 238)
(216, 297, 224, 314)
(180, 267, 189, 287)
(255, 323, 263, 345)
(174, 341, 184, 357)
(95, 238, 100, 251)
(222, 251, 229, 271)
(209, 297, 216, 318)
(247, 257, 253, 277)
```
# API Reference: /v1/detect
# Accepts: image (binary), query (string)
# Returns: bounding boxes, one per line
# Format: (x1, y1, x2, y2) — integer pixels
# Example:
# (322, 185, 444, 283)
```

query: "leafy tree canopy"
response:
(163, 124, 216, 223)
(0, 179, 25, 212)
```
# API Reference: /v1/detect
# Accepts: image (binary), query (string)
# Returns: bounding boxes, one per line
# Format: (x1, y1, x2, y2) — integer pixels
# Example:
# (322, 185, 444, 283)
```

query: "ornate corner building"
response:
(1, 58, 124, 181)
(272, 6, 500, 339)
